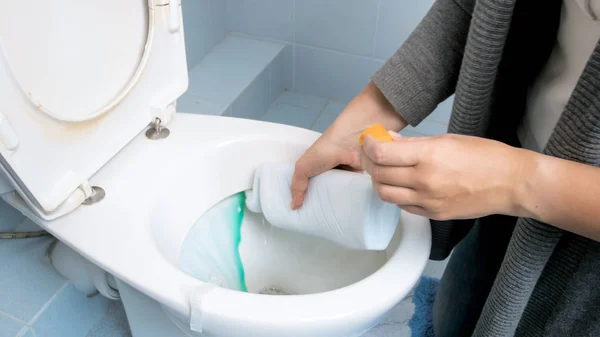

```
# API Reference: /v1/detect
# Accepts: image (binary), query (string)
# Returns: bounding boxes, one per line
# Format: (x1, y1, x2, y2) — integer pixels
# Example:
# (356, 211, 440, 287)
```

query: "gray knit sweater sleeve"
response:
(371, 0, 475, 126)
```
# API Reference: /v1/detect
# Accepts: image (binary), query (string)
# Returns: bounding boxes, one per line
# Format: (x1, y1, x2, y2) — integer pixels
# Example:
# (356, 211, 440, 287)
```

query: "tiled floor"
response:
(0, 201, 114, 337)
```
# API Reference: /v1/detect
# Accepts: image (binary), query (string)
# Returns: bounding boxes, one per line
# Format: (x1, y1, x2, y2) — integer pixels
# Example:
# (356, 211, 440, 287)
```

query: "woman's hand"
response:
(360, 133, 530, 220)
(290, 82, 407, 209)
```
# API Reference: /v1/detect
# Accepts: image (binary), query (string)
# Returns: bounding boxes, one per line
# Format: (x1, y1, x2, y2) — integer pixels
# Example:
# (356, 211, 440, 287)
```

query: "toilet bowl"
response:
(0, 1, 431, 336)
(6, 114, 432, 337)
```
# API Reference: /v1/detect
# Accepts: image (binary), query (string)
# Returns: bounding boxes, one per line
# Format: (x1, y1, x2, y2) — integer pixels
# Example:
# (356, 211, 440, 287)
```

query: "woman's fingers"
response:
(363, 160, 418, 188)
(399, 205, 430, 218)
(372, 181, 419, 205)
(362, 134, 425, 166)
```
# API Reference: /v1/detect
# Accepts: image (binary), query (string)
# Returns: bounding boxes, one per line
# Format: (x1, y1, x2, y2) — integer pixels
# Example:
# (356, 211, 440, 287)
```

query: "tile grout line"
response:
(294, 42, 386, 62)
(308, 100, 333, 130)
(16, 326, 29, 337)
(371, 0, 382, 58)
(227, 31, 386, 64)
(0, 310, 27, 324)
(229, 31, 290, 46)
(27, 281, 69, 327)
(268, 58, 273, 105)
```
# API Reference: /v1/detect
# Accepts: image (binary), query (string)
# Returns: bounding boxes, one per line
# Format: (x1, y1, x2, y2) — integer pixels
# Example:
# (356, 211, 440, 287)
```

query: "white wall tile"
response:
(373, 0, 433, 59)
(295, 0, 379, 56)
(226, 0, 294, 42)
(295, 46, 383, 102)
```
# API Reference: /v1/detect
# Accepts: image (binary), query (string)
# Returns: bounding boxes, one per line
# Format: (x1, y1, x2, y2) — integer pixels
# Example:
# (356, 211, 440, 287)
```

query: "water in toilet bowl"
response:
(179, 192, 388, 295)
(179, 193, 248, 292)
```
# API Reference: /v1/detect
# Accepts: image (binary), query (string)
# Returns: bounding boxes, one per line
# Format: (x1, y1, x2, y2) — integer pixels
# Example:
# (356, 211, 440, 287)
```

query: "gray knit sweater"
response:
(371, 0, 600, 336)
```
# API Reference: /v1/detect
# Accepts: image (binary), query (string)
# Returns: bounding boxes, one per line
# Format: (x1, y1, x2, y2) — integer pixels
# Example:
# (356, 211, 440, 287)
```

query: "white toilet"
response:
(0, 1, 431, 336)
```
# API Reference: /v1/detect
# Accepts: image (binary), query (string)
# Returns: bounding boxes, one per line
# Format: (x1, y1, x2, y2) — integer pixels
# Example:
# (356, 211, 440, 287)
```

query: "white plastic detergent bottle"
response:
(245, 162, 400, 250)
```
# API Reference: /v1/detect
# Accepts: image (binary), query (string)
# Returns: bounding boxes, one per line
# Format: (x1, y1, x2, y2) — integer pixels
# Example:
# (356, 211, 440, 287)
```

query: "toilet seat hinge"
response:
(146, 117, 170, 140)
(146, 104, 175, 140)
(81, 182, 105, 206)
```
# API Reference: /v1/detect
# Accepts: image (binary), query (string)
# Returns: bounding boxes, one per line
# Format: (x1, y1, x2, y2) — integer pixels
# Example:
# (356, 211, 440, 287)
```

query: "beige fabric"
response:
(520, 0, 600, 151)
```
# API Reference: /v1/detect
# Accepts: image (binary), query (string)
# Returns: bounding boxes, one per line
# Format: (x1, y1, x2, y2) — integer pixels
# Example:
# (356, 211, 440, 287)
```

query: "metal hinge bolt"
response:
(146, 117, 170, 140)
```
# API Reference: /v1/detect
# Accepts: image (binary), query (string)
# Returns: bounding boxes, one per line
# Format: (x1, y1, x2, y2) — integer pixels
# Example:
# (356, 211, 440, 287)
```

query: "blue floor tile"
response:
(0, 199, 25, 232)
(86, 300, 131, 337)
(20, 328, 35, 337)
(0, 238, 66, 322)
(262, 104, 320, 129)
(272, 92, 329, 112)
(32, 283, 110, 337)
(312, 112, 338, 133)
(321, 101, 347, 116)
(0, 314, 25, 337)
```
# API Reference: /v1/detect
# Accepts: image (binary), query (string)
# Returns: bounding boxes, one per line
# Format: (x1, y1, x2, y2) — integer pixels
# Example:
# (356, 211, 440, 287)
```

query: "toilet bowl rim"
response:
(154, 209, 432, 330)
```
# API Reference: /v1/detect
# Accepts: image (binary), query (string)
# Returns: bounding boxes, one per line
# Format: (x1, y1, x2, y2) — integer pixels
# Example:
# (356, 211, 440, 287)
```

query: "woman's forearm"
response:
(517, 150, 600, 241)
(332, 81, 408, 134)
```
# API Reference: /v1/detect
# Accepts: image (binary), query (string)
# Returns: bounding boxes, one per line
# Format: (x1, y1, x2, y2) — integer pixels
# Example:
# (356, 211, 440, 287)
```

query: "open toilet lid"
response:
(0, 0, 188, 219)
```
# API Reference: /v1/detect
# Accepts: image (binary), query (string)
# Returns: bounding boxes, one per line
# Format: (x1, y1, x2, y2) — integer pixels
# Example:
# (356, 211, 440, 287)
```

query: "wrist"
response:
(336, 82, 408, 132)
(508, 148, 543, 220)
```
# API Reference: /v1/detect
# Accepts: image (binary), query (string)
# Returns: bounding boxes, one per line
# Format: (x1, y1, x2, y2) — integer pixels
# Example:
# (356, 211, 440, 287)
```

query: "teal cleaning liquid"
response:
(232, 193, 247, 292)
(178, 192, 247, 292)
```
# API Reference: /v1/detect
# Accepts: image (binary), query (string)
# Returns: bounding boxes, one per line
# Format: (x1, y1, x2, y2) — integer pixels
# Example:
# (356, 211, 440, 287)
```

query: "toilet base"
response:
(115, 278, 198, 337)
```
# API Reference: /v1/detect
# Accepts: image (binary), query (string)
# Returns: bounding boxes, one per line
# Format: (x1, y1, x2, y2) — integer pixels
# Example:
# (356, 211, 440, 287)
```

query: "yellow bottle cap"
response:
(359, 124, 394, 146)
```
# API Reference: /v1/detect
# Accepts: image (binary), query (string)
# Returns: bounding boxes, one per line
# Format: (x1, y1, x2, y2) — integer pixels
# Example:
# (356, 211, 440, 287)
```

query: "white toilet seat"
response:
(4, 114, 431, 337)
(0, 0, 188, 220)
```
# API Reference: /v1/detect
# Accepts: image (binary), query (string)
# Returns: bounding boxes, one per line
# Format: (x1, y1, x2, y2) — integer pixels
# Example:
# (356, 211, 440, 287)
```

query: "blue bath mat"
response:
(409, 276, 440, 337)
